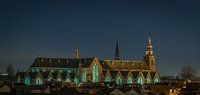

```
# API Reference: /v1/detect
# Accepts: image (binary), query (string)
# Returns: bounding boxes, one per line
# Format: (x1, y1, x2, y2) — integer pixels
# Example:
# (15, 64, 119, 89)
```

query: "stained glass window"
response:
(92, 64, 98, 83)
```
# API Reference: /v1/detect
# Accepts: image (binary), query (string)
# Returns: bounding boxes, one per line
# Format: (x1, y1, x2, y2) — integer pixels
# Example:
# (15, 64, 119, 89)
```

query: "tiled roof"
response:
(31, 57, 95, 68)
(100, 60, 150, 70)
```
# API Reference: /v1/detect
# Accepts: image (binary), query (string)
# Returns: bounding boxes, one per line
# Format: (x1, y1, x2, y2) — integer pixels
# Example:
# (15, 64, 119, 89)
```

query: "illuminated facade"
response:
(15, 37, 160, 86)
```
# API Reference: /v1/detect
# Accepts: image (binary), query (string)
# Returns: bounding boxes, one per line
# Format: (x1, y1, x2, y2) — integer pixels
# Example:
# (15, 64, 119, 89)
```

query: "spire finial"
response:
(115, 34, 120, 60)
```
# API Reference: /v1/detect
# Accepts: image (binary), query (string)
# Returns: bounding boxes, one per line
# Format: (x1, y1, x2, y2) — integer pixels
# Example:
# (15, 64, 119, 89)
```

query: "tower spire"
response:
(115, 39, 120, 60)
(74, 46, 79, 59)
(146, 36, 153, 56)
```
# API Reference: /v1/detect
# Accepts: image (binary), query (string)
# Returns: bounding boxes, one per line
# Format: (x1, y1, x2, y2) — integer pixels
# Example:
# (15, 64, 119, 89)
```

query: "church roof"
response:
(100, 60, 150, 70)
(31, 57, 95, 68)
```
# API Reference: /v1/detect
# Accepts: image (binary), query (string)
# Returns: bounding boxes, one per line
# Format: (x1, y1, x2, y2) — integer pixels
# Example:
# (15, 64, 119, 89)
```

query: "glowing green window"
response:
(154, 77, 159, 84)
(92, 64, 99, 83)
(105, 76, 111, 82)
(137, 76, 143, 85)
(36, 77, 43, 85)
(36, 69, 40, 73)
(74, 78, 79, 87)
(57, 78, 62, 81)
(66, 73, 71, 82)
(51, 69, 55, 73)
(116, 76, 122, 85)
(81, 71, 87, 82)
(48, 78, 52, 81)
(127, 76, 133, 84)
(42, 69, 46, 72)
(24, 77, 31, 86)
(31, 69, 36, 73)
(147, 77, 151, 84)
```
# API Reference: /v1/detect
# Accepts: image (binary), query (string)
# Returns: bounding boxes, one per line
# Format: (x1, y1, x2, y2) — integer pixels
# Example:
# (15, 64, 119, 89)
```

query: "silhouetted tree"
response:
(179, 65, 197, 79)
(6, 64, 15, 78)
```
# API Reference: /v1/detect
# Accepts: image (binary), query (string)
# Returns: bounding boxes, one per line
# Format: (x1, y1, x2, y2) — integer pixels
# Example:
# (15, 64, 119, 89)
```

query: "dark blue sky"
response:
(0, 0, 200, 76)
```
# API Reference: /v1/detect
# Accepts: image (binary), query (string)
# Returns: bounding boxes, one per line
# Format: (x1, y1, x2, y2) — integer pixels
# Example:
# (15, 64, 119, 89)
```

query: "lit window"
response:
(74, 78, 79, 87)
(24, 77, 31, 86)
(36, 77, 43, 85)
(127, 76, 133, 84)
(92, 64, 99, 83)
(137, 76, 143, 85)
(105, 76, 111, 82)
(147, 77, 151, 84)
(81, 71, 87, 82)
(154, 77, 159, 84)
(116, 76, 122, 85)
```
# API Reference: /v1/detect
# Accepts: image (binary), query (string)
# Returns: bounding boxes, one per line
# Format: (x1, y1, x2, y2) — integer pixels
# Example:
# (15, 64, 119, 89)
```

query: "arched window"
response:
(51, 69, 55, 74)
(36, 77, 43, 85)
(154, 77, 159, 84)
(66, 73, 71, 82)
(57, 78, 62, 81)
(48, 78, 52, 81)
(36, 69, 40, 73)
(92, 64, 98, 83)
(147, 77, 151, 84)
(31, 69, 35, 73)
(105, 76, 111, 82)
(81, 71, 87, 82)
(137, 76, 143, 85)
(24, 77, 31, 86)
(116, 76, 122, 85)
(74, 78, 79, 87)
(127, 76, 133, 84)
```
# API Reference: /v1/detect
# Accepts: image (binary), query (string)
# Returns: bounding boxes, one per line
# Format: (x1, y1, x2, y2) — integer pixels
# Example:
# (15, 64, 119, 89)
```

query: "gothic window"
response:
(81, 71, 87, 82)
(105, 76, 111, 82)
(48, 78, 52, 81)
(31, 69, 35, 73)
(66, 73, 71, 82)
(147, 77, 151, 84)
(36, 69, 40, 73)
(154, 77, 159, 84)
(57, 78, 62, 81)
(51, 69, 55, 73)
(36, 77, 43, 85)
(42, 69, 46, 73)
(74, 78, 79, 87)
(24, 77, 31, 86)
(137, 76, 143, 85)
(92, 64, 99, 83)
(116, 76, 122, 85)
(127, 76, 133, 84)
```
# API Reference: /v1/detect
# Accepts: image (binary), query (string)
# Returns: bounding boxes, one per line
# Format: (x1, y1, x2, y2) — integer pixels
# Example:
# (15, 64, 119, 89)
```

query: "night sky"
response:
(0, 0, 200, 76)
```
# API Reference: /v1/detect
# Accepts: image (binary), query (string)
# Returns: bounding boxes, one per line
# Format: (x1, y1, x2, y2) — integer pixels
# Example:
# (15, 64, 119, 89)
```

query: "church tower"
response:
(115, 39, 120, 60)
(144, 37, 156, 71)
(74, 47, 79, 59)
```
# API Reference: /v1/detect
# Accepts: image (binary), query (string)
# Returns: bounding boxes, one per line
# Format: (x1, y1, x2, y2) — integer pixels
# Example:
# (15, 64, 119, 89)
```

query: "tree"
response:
(7, 64, 15, 78)
(179, 65, 197, 79)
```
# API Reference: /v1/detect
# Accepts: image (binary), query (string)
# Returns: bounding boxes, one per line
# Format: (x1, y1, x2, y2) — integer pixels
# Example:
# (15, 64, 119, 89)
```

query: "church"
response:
(15, 37, 160, 87)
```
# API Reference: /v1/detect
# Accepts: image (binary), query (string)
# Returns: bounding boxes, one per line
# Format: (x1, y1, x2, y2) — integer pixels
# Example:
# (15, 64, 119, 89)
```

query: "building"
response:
(15, 37, 160, 87)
